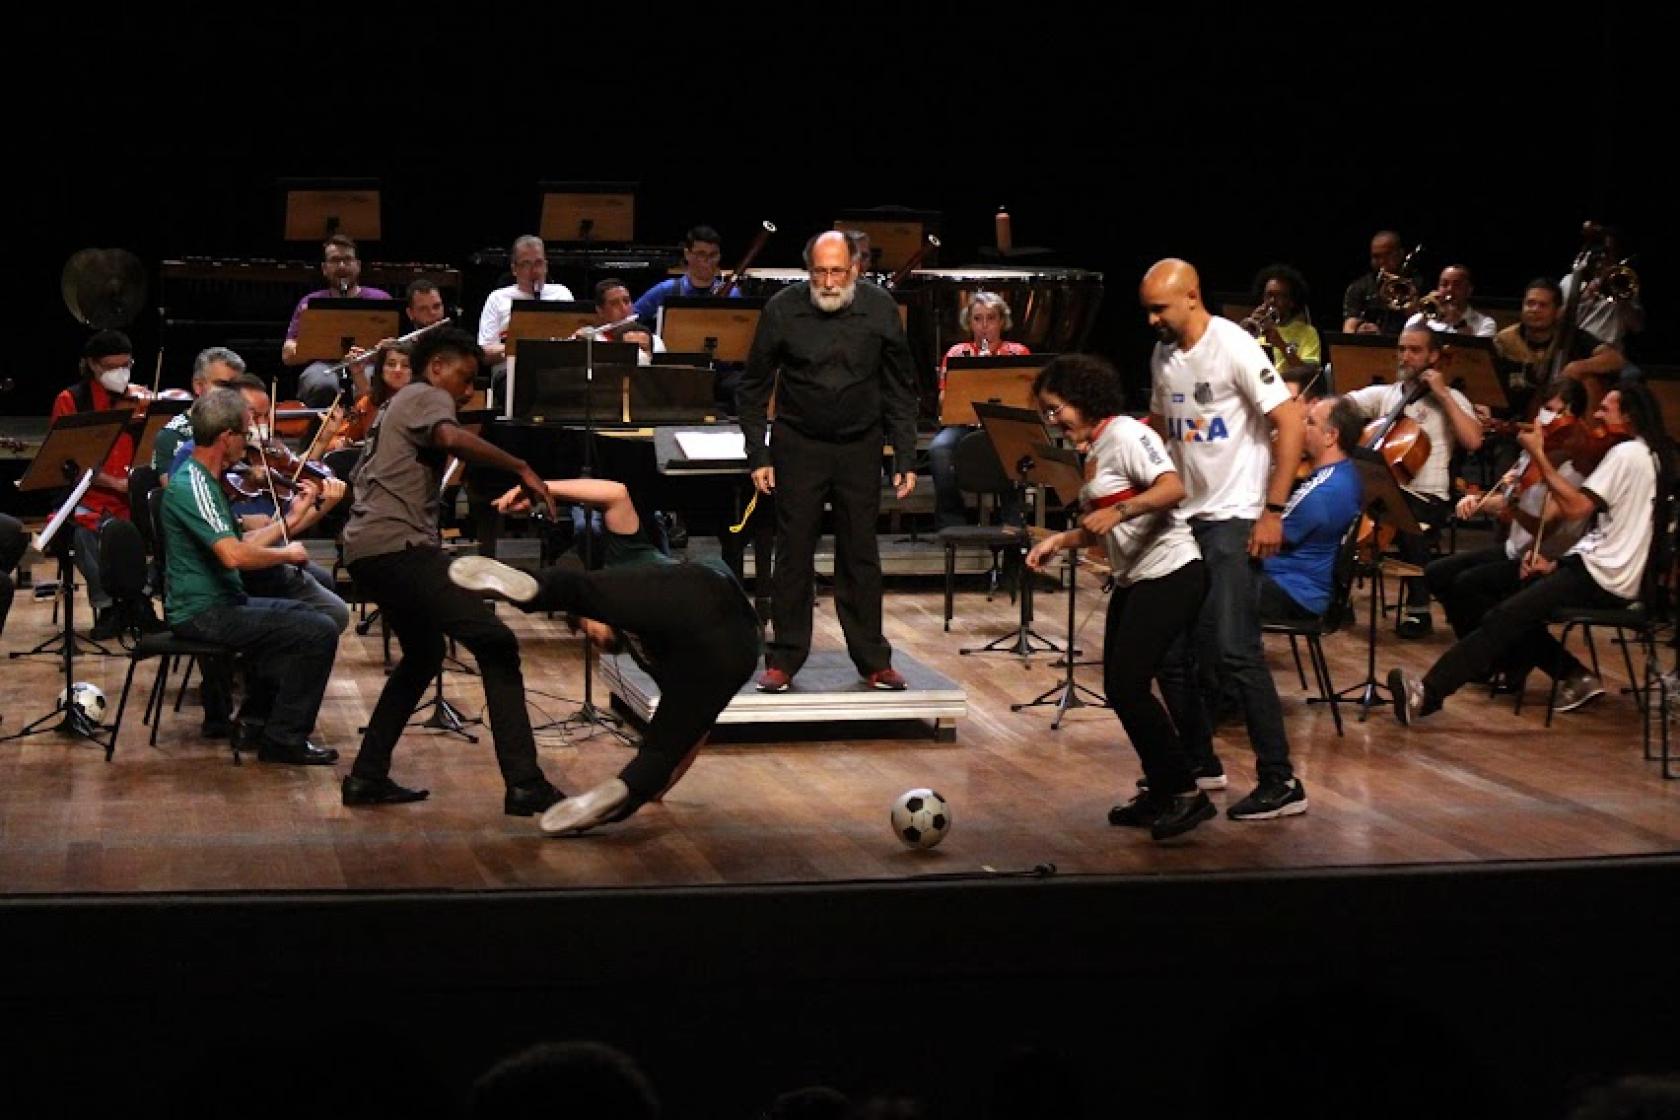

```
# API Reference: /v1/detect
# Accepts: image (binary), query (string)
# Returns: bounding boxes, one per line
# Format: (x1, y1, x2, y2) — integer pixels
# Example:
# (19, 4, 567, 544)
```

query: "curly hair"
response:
(1251, 263, 1311, 317)
(1032, 353, 1126, 419)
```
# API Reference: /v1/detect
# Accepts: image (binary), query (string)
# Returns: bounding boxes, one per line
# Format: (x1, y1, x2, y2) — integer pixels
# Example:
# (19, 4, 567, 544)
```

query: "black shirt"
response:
(1341, 271, 1423, 335)
(737, 281, 919, 473)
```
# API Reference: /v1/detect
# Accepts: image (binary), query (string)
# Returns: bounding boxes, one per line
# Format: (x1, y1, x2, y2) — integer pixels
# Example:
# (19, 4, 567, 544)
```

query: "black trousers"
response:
(1423, 556, 1617, 702)
(349, 547, 547, 789)
(0, 512, 26, 638)
(766, 423, 891, 677)
(1397, 490, 1451, 610)
(1104, 561, 1206, 796)
(1425, 546, 1516, 639)
(529, 562, 760, 802)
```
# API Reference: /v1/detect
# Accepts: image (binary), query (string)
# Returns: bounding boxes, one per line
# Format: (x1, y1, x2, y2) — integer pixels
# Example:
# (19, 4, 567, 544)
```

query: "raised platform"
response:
(599, 647, 967, 740)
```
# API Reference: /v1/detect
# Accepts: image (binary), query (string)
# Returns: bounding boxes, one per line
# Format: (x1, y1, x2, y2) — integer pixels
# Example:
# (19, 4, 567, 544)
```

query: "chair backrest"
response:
(953, 429, 1010, 496)
(1640, 469, 1677, 622)
(1323, 515, 1365, 633)
(147, 486, 171, 576)
(98, 516, 152, 639)
(127, 465, 161, 555)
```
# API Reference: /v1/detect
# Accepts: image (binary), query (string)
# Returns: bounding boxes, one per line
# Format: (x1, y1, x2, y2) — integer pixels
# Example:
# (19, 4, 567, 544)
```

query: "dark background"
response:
(8, 11, 1673, 410)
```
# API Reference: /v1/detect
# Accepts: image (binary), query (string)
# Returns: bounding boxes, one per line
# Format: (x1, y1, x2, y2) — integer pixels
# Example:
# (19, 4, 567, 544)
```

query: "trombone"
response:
(1376, 243, 1425, 311)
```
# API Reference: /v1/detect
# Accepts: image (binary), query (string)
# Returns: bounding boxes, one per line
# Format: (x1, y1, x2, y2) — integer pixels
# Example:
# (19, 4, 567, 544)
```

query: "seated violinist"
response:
(930, 291, 1031, 531)
(1343, 325, 1484, 637)
(1259, 396, 1364, 622)
(161, 387, 345, 761)
(1391, 379, 1670, 723)
(168, 374, 348, 634)
(325, 343, 412, 452)
(153, 347, 247, 476)
(570, 278, 667, 365)
(1425, 378, 1592, 695)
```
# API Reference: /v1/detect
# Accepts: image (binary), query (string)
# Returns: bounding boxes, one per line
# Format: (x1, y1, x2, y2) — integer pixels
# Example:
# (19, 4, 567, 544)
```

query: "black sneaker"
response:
(1137, 761, 1227, 794)
(1151, 791, 1217, 842)
(343, 774, 430, 807)
(88, 608, 121, 641)
(505, 778, 566, 817)
(1387, 667, 1438, 725)
(1226, 778, 1308, 821)
(1107, 790, 1171, 828)
(1396, 611, 1433, 639)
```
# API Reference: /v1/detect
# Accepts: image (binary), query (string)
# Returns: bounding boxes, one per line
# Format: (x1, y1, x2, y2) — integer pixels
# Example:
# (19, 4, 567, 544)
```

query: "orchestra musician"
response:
(1403, 264, 1496, 337)
(160, 387, 344, 764)
(339, 328, 566, 815)
(632, 225, 736, 328)
(1424, 378, 1593, 697)
(1342, 325, 1485, 637)
(449, 477, 759, 836)
(477, 235, 575, 368)
(930, 291, 1031, 531)
(153, 347, 247, 477)
(1245, 264, 1321, 370)
(572, 278, 666, 365)
(404, 276, 449, 330)
(739, 231, 918, 694)
(49, 330, 138, 639)
(1495, 278, 1625, 411)
(1025, 354, 1214, 842)
(326, 343, 411, 452)
(282, 235, 394, 407)
(1341, 230, 1421, 334)
(1390, 379, 1671, 724)
(1142, 258, 1309, 821)
(1258, 395, 1365, 622)
(1560, 224, 1644, 350)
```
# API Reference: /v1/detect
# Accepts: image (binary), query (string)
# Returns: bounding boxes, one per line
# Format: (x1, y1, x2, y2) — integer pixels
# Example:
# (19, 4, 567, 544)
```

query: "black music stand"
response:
(659, 298, 765, 364)
(1009, 443, 1110, 727)
(1329, 447, 1424, 720)
(11, 410, 129, 664)
(964, 403, 1062, 661)
(282, 179, 381, 242)
(2, 469, 114, 752)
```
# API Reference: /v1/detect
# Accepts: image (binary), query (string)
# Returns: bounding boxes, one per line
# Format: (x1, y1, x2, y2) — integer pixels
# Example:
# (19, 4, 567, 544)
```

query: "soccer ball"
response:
(891, 788, 951, 849)
(59, 682, 108, 725)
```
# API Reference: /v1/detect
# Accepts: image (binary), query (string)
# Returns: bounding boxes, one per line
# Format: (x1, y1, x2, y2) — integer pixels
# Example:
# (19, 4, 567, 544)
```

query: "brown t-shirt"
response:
(342, 382, 458, 564)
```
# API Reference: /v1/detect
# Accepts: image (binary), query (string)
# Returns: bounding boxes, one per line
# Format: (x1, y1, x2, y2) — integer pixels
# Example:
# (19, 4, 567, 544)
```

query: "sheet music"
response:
(674, 430, 746, 461)
(33, 469, 95, 553)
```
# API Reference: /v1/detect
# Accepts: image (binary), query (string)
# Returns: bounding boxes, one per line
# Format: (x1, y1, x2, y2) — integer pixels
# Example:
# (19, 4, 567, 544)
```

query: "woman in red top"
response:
(932, 292, 1030, 529)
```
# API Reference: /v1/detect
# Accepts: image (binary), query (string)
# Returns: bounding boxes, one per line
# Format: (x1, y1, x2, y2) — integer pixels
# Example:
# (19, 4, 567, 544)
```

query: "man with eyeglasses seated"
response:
(478, 235, 575, 369)
(633, 224, 737, 326)
(283, 235, 394, 407)
(738, 231, 919, 694)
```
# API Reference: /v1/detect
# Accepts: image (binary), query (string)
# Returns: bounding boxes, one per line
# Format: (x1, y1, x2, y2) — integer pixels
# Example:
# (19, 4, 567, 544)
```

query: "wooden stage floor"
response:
(1, 545, 1675, 896)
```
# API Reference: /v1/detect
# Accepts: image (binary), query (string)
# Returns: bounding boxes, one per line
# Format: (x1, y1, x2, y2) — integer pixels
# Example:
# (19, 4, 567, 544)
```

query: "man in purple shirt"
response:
(282, 234, 393, 406)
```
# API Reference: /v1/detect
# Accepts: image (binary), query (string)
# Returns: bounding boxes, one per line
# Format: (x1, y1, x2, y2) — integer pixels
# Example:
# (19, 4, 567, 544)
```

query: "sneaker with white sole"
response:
(1387, 667, 1437, 726)
(1554, 671, 1606, 713)
(540, 777, 633, 835)
(448, 556, 540, 606)
(1226, 778, 1308, 821)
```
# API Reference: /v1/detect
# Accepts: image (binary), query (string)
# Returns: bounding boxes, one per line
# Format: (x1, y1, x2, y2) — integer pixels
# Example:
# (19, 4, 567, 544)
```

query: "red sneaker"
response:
(757, 668, 792, 693)
(867, 667, 908, 691)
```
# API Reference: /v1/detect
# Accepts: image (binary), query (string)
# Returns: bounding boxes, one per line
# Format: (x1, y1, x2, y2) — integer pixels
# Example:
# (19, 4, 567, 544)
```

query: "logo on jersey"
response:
(1171, 393, 1185, 403)
(1194, 382, 1212, 405)
(1166, 416, 1231, 442)
(1259, 367, 1276, 384)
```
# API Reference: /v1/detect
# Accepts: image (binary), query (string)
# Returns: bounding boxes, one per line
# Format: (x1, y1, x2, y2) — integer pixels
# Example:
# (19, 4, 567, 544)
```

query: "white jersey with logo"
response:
(1570, 437, 1658, 601)
(1149, 315, 1291, 521)
(1080, 415, 1200, 587)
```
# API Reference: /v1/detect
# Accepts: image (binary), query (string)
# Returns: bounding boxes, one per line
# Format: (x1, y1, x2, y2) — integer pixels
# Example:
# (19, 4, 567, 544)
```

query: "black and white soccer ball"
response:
(891, 788, 951, 849)
(58, 681, 108, 725)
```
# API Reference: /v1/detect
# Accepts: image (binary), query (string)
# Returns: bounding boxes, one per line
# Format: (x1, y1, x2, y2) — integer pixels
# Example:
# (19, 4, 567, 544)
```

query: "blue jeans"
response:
(1160, 518, 1294, 784)
(174, 597, 338, 750)
(243, 561, 349, 633)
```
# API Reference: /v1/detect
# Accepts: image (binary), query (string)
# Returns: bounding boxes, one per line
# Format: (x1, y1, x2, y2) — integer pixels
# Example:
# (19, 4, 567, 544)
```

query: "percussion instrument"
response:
(898, 267, 1104, 389)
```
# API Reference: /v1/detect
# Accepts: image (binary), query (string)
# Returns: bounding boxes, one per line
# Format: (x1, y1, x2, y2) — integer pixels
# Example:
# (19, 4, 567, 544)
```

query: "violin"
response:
(221, 439, 335, 504)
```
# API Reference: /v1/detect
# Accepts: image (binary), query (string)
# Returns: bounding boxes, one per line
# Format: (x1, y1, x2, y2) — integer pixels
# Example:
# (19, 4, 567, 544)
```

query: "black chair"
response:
(104, 489, 240, 762)
(1262, 518, 1362, 738)
(937, 429, 1024, 632)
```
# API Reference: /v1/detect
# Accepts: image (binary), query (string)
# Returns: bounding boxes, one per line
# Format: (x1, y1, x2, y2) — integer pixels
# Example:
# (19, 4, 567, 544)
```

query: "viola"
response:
(222, 440, 335, 504)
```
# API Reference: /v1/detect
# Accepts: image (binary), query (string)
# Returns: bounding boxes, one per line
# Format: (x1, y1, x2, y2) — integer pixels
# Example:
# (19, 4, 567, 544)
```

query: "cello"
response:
(1354, 375, 1436, 562)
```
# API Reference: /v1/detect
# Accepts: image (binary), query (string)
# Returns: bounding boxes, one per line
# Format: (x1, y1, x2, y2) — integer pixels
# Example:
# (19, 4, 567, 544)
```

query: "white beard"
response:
(810, 279, 857, 313)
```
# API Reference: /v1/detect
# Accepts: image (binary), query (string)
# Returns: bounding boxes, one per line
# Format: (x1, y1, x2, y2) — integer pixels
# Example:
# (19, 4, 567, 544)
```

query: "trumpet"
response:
(1240, 301, 1281, 337)
(1594, 260, 1640, 303)
(1417, 291, 1457, 321)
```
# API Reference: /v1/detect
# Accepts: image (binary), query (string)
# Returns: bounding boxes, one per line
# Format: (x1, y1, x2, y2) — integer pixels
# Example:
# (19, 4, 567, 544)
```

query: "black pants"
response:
(0, 512, 26, 638)
(1422, 555, 1617, 703)
(1397, 491, 1451, 610)
(1425, 546, 1516, 639)
(1104, 561, 1206, 796)
(529, 562, 760, 802)
(767, 423, 891, 678)
(349, 547, 546, 789)
(1258, 573, 1319, 624)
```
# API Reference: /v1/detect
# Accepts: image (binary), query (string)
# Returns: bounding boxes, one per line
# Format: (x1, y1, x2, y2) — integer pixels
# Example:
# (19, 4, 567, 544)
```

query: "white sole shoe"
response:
(540, 778, 632, 835)
(449, 556, 539, 606)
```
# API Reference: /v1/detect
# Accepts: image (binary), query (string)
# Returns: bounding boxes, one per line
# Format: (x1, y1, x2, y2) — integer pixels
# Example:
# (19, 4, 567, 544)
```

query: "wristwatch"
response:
(1265, 501, 1286, 514)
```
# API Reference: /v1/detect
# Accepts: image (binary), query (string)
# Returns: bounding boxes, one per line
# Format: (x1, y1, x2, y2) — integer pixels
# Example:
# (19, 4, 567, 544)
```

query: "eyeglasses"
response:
(809, 266, 853, 281)
(1042, 404, 1065, 423)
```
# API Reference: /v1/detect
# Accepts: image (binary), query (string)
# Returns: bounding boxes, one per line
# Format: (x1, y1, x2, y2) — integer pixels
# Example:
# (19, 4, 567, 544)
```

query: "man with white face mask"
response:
(49, 330, 139, 637)
(737, 230, 919, 693)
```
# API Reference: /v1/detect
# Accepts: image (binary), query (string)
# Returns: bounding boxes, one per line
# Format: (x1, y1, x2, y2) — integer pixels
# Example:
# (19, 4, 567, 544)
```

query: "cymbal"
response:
(61, 248, 147, 329)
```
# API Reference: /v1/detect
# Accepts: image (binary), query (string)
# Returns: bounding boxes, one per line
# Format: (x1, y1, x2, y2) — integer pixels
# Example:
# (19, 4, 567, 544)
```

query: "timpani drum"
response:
(899, 267, 1105, 366)
(737, 268, 809, 298)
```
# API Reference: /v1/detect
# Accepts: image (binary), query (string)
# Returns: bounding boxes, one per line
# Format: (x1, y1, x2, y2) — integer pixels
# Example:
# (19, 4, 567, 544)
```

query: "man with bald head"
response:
(737, 230, 919, 692)
(1342, 230, 1420, 334)
(1143, 258, 1310, 821)
(1404, 264, 1496, 337)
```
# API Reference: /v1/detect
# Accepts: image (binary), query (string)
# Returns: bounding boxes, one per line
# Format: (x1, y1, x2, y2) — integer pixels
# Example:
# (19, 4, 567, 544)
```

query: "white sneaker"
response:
(448, 556, 539, 606)
(1555, 672, 1606, 713)
(540, 778, 632, 835)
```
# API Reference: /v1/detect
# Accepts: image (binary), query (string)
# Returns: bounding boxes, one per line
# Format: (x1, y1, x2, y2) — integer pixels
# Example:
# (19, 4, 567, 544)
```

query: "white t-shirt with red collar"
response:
(1081, 415, 1200, 587)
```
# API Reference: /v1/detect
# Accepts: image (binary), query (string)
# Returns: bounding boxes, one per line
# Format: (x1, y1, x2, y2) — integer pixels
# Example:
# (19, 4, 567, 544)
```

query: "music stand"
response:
(1435, 335, 1503, 411)
(131, 398, 191, 465)
(964, 403, 1064, 661)
(941, 355, 1053, 426)
(282, 180, 381, 242)
(659, 298, 765, 363)
(504, 301, 597, 358)
(293, 300, 401, 363)
(1330, 447, 1424, 720)
(539, 182, 636, 243)
(1323, 332, 1397, 391)
(627, 366, 719, 423)
(511, 342, 635, 423)
(1008, 442, 1110, 726)
(834, 211, 941, 272)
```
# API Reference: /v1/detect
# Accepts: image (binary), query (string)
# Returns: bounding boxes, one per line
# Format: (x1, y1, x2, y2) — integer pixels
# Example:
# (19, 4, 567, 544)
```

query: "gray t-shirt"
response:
(342, 382, 458, 564)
